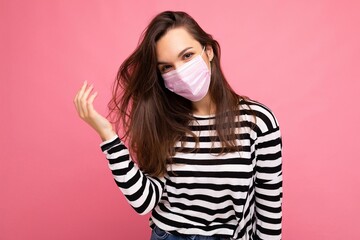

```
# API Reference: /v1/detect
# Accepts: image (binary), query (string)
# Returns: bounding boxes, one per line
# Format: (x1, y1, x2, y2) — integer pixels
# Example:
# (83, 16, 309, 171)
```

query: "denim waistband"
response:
(150, 225, 231, 240)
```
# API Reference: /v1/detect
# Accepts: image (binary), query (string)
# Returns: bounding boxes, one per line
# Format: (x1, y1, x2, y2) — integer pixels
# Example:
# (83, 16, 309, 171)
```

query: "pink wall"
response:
(1, 0, 359, 239)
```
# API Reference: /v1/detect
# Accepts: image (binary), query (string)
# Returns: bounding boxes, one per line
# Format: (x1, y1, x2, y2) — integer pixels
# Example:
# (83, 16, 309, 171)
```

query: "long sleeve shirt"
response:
(100, 99, 282, 240)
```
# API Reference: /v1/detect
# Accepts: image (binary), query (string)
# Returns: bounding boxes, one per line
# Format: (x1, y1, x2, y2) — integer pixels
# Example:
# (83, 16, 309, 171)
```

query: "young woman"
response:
(74, 11, 282, 240)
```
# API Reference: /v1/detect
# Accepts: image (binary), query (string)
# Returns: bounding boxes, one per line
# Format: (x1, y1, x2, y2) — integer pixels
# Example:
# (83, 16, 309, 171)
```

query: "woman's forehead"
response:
(156, 28, 200, 60)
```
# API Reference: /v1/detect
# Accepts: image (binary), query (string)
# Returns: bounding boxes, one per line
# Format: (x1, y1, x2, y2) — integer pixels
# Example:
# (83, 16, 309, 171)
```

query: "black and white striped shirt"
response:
(100, 99, 282, 240)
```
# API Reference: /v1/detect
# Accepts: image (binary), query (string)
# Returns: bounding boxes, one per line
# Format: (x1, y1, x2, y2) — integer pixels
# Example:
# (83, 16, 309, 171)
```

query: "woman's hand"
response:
(74, 81, 116, 141)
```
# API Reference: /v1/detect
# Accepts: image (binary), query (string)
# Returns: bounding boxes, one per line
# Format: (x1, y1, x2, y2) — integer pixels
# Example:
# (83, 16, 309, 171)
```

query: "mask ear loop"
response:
(199, 47, 205, 62)
(201, 45, 212, 72)
(202, 45, 213, 65)
(200, 45, 212, 77)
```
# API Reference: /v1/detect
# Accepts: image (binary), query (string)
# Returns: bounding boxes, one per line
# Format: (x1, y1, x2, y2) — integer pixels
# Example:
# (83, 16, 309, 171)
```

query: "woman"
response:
(74, 11, 282, 240)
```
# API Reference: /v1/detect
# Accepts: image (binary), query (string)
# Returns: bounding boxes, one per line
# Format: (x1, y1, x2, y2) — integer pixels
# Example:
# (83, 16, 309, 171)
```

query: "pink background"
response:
(1, 0, 359, 239)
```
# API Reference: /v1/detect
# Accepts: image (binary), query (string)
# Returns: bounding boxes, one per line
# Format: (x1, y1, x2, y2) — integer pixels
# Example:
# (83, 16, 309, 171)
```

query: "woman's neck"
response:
(191, 92, 216, 116)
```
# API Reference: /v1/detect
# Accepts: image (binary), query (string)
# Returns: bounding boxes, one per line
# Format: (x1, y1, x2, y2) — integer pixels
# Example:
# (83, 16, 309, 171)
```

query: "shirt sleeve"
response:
(254, 119, 283, 239)
(100, 135, 166, 215)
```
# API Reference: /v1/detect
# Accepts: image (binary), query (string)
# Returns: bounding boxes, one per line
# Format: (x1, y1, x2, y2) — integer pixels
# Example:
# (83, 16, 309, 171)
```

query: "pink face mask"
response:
(161, 47, 211, 102)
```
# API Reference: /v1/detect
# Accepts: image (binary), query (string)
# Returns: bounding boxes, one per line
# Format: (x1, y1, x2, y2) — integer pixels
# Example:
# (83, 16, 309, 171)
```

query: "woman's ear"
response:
(206, 45, 214, 62)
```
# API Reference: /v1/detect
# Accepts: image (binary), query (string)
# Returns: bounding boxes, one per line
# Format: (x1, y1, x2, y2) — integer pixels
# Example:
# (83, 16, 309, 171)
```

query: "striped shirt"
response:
(100, 99, 282, 240)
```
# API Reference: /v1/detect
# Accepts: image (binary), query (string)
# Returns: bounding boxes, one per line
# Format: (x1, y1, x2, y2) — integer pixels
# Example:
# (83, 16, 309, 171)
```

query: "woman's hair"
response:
(109, 11, 248, 177)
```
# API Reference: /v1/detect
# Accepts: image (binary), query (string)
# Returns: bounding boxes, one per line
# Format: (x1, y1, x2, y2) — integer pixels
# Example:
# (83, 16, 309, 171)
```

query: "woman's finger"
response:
(76, 82, 88, 115)
(87, 91, 98, 116)
(82, 84, 94, 102)
(73, 88, 81, 111)
(80, 84, 94, 117)
(74, 83, 84, 116)
(75, 81, 89, 118)
(77, 81, 88, 100)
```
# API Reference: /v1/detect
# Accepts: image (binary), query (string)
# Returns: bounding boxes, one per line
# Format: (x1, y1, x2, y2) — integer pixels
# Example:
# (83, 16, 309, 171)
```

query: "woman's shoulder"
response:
(238, 97, 280, 134)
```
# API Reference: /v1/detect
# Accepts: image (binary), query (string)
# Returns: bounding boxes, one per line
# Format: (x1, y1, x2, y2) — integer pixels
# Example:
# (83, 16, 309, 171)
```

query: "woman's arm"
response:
(74, 82, 165, 214)
(100, 136, 166, 214)
(254, 115, 283, 239)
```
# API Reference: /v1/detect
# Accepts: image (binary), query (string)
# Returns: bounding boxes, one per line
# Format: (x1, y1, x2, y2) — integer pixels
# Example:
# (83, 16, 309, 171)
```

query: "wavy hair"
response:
(109, 11, 249, 177)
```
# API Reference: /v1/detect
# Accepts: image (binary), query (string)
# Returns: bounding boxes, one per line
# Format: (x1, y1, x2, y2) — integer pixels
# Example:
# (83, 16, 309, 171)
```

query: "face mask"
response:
(161, 47, 211, 102)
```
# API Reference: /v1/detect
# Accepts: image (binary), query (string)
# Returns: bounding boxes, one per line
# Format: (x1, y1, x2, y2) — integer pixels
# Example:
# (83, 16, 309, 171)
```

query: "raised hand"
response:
(73, 81, 116, 141)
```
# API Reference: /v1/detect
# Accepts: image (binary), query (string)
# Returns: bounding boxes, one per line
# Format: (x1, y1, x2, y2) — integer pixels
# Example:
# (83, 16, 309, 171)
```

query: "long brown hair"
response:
(109, 11, 248, 177)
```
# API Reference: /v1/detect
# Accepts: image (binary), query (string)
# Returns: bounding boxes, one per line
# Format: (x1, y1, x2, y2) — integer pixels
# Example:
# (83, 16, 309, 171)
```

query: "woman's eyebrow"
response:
(157, 47, 193, 65)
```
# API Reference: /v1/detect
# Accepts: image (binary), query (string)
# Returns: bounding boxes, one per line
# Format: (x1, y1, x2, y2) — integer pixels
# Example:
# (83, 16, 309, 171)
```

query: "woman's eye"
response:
(183, 53, 193, 59)
(161, 65, 172, 73)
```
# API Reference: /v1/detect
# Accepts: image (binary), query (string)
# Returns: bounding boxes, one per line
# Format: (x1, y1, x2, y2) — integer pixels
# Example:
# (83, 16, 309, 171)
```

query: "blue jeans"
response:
(150, 225, 230, 240)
